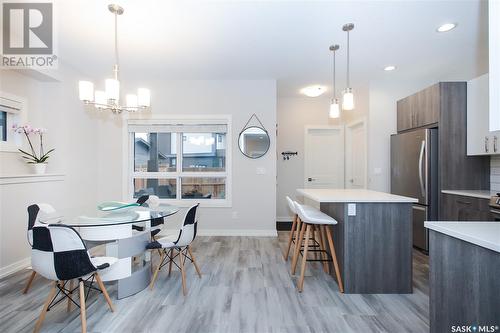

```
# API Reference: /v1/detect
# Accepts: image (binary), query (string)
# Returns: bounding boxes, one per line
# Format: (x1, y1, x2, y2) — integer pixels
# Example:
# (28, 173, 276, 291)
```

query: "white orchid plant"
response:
(12, 124, 54, 164)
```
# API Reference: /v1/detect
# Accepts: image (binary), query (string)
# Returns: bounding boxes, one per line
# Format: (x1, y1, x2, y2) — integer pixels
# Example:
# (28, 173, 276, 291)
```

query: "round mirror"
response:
(238, 126, 270, 159)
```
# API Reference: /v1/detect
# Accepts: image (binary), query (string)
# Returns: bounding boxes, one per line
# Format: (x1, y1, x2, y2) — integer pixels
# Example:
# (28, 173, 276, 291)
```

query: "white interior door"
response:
(304, 126, 345, 188)
(345, 119, 367, 189)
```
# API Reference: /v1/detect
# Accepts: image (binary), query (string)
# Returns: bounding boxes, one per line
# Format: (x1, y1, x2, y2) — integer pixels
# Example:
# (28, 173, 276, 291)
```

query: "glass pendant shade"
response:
(126, 94, 138, 109)
(105, 78, 120, 101)
(137, 88, 151, 107)
(342, 88, 355, 110)
(329, 99, 340, 118)
(78, 81, 94, 102)
(95, 90, 107, 107)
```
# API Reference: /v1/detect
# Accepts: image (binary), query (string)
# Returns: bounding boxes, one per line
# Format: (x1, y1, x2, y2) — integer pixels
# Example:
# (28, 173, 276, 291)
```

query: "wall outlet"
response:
(373, 167, 382, 175)
(232, 211, 239, 219)
(348, 203, 356, 216)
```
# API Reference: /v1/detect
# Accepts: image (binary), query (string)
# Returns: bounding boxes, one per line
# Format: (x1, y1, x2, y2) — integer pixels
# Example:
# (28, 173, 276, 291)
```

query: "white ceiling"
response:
(56, 0, 488, 97)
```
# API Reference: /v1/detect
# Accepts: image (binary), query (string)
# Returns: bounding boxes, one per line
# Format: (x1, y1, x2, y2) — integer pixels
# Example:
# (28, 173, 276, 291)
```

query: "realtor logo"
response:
(1, 1, 57, 68)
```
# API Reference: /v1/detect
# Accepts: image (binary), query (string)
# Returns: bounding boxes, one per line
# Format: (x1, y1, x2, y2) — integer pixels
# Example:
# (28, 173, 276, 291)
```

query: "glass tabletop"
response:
(38, 204, 180, 227)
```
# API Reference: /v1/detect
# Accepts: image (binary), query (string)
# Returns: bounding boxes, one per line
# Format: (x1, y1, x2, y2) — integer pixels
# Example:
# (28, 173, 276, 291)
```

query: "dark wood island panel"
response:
(320, 202, 413, 294)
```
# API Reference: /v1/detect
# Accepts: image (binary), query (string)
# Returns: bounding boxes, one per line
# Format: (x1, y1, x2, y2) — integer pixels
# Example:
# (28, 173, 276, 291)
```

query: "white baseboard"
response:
(0, 257, 30, 279)
(160, 228, 278, 237)
(276, 216, 293, 222)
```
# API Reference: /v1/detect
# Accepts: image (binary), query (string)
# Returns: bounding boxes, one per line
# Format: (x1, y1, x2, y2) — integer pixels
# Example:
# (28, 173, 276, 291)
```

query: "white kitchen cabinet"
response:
(489, 0, 500, 131)
(467, 73, 500, 155)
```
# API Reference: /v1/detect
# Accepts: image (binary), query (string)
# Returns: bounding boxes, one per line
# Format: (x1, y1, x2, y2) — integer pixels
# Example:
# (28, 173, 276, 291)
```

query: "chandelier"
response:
(78, 4, 151, 113)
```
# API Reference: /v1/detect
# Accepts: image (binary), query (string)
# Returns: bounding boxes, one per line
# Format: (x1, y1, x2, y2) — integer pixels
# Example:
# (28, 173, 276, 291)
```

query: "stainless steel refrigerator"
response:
(391, 128, 438, 252)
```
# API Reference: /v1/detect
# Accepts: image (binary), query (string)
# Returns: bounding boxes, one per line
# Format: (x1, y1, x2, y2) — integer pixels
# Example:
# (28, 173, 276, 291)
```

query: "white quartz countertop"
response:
(425, 222, 500, 253)
(296, 189, 418, 203)
(441, 189, 495, 200)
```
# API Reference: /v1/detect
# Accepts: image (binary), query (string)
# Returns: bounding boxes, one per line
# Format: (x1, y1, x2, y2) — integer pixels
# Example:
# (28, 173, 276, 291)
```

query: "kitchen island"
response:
(296, 188, 418, 294)
(425, 222, 500, 333)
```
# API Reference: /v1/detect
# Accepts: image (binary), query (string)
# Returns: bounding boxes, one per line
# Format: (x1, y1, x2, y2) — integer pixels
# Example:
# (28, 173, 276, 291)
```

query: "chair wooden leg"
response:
(325, 226, 344, 293)
(33, 281, 58, 333)
(150, 251, 164, 290)
(23, 270, 37, 294)
(79, 280, 87, 333)
(317, 226, 328, 273)
(187, 247, 202, 278)
(95, 273, 115, 312)
(178, 248, 187, 296)
(291, 222, 306, 275)
(320, 226, 330, 275)
(298, 224, 311, 292)
(283, 214, 297, 261)
(67, 279, 74, 312)
(168, 249, 174, 276)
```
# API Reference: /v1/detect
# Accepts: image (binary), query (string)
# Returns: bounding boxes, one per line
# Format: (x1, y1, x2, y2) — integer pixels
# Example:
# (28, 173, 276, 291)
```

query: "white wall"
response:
(276, 85, 368, 220)
(95, 80, 277, 235)
(0, 66, 99, 275)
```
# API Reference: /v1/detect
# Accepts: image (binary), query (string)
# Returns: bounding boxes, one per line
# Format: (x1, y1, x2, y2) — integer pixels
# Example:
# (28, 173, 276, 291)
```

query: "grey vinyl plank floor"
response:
(0, 232, 429, 333)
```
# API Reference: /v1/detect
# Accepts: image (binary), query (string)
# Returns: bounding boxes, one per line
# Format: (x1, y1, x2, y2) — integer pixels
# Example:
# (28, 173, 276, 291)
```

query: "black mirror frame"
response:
(238, 126, 271, 159)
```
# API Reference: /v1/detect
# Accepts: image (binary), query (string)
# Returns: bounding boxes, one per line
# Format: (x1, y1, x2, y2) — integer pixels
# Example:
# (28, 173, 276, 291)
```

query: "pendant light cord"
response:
(346, 30, 350, 88)
(113, 11, 119, 79)
(333, 50, 336, 99)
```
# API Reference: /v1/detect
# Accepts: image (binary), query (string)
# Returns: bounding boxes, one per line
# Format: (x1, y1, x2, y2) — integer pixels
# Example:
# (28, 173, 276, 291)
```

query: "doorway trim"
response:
(345, 117, 368, 189)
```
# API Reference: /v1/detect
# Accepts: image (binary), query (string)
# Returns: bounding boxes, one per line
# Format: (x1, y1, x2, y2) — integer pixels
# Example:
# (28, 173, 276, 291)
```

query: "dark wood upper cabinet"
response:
(397, 84, 440, 131)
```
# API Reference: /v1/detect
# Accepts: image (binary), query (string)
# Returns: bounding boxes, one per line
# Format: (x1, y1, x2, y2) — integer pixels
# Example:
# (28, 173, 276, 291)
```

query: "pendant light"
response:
(329, 44, 340, 118)
(342, 23, 355, 111)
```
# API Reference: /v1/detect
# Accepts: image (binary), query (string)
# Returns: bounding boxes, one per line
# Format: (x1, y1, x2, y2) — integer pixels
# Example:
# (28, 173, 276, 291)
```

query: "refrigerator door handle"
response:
(418, 140, 426, 198)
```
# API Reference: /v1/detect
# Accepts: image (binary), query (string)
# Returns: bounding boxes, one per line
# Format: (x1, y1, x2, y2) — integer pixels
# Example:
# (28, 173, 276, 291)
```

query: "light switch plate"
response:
(348, 203, 356, 216)
(256, 167, 266, 175)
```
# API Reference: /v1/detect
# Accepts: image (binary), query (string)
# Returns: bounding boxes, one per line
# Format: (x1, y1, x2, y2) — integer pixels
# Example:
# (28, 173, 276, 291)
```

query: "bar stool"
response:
(291, 202, 344, 293)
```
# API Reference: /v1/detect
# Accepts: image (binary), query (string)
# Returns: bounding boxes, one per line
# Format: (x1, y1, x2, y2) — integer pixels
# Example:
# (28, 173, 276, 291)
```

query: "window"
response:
(0, 112, 6, 142)
(0, 93, 24, 151)
(128, 119, 231, 206)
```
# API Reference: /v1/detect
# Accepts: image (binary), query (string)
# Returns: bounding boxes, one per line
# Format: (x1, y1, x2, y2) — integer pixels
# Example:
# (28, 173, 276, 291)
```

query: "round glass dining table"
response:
(38, 203, 180, 299)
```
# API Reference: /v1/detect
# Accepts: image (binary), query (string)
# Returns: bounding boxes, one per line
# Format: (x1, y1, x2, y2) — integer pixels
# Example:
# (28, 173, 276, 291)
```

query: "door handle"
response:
(494, 136, 498, 153)
(485, 136, 489, 153)
(307, 177, 315, 182)
(418, 140, 426, 198)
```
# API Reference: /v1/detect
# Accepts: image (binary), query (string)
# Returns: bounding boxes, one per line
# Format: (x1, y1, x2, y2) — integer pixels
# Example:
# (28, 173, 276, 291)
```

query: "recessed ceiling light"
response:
(437, 23, 457, 32)
(301, 85, 326, 97)
(384, 65, 396, 71)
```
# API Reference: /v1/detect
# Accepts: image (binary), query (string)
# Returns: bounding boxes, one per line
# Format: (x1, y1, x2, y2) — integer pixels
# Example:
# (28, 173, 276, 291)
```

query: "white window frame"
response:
(0, 91, 26, 152)
(123, 115, 232, 208)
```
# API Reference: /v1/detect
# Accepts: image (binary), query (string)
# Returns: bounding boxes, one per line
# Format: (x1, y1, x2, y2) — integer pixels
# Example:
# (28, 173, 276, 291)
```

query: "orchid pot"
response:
(11, 124, 54, 175)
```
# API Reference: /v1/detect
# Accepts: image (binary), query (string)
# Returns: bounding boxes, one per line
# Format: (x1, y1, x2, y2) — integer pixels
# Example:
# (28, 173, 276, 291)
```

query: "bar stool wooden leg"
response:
(325, 226, 344, 293)
(33, 281, 58, 333)
(298, 224, 311, 292)
(317, 226, 329, 273)
(320, 226, 331, 274)
(283, 214, 297, 261)
(291, 222, 306, 275)
(23, 271, 36, 294)
(79, 280, 87, 333)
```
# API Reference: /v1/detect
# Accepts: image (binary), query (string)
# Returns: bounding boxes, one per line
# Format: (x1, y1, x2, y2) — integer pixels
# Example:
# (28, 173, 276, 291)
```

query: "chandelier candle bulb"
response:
(78, 81, 94, 102)
(105, 78, 120, 102)
(126, 94, 138, 109)
(137, 88, 151, 107)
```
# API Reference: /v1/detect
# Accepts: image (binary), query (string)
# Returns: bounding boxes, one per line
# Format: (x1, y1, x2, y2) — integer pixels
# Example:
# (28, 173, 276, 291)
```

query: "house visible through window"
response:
(128, 120, 230, 204)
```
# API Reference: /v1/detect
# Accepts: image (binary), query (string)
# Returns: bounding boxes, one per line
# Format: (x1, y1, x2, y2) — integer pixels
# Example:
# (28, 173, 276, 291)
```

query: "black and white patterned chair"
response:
(23, 203, 56, 294)
(147, 204, 202, 295)
(31, 224, 117, 333)
(132, 195, 164, 238)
